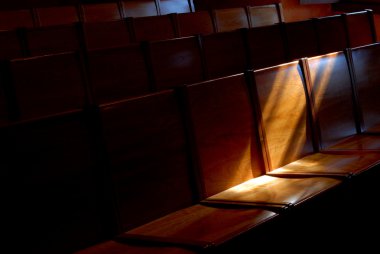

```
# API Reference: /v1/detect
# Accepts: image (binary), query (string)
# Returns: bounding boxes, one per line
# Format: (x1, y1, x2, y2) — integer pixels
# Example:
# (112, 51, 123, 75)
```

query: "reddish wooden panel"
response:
(147, 36, 204, 90)
(121, 0, 159, 17)
(202, 30, 248, 79)
(132, 15, 177, 42)
(87, 44, 151, 104)
(83, 20, 133, 50)
(176, 11, 214, 37)
(99, 90, 196, 230)
(35, 5, 79, 26)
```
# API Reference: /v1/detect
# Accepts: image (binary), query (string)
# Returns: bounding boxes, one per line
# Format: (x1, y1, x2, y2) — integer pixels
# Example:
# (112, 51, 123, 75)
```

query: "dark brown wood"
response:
(147, 36, 204, 90)
(183, 74, 264, 198)
(82, 19, 133, 50)
(7, 52, 87, 121)
(98, 90, 196, 231)
(86, 44, 151, 104)
(201, 29, 249, 79)
(34, 5, 80, 26)
(131, 14, 177, 42)
(176, 11, 215, 37)
(246, 24, 287, 70)
(350, 43, 380, 133)
(25, 23, 82, 56)
(212, 7, 249, 32)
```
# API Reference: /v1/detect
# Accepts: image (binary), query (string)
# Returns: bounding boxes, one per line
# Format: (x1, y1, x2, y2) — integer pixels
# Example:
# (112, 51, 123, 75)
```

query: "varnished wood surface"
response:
(35, 5, 79, 27)
(83, 20, 133, 50)
(247, 24, 287, 70)
(344, 10, 375, 48)
(74, 240, 197, 254)
(124, 204, 278, 247)
(350, 43, 380, 133)
(184, 74, 263, 198)
(26, 24, 81, 56)
(268, 152, 380, 177)
(132, 15, 176, 42)
(212, 7, 249, 32)
(307, 52, 358, 150)
(148, 36, 204, 90)
(9, 52, 86, 121)
(252, 61, 314, 170)
(87, 44, 150, 104)
(99, 90, 195, 230)
(284, 20, 319, 60)
(176, 11, 215, 37)
(205, 175, 342, 207)
(202, 30, 248, 79)
(81, 2, 123, 22)
(247, 4, 281, 27)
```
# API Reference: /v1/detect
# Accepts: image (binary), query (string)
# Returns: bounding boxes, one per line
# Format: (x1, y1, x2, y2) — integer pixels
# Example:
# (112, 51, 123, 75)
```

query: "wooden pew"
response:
(23, 23, 83, 56)
(86, 44, 151, 104)
(314, 14, 348, 55)
(80, 2, 124, 22)
(34, 5, 80, 27)
(175, 11, 215, 37)
(343, 10, 377, 48)
(121, 0, 159, 17)
(131, 14, 178, 42)
(74, 240, 199, 254)
(3, 51, 88, 121)
(159, 0, 193, 14)
(246, 24, 287, 70)
(249, 60, 380, 177)
(212, 7, 250, 32)
(82, 20, 133, 50)
(145, 36, 204, 91)
(96, 90, 197, 231)
(201, 29, 248, 79)
(349, 42, 380, 133)
(247, 4, 283, 28)
(305, 51, 380, 152)
(283, 19, 319, 60)
(0, 9, 35, 31)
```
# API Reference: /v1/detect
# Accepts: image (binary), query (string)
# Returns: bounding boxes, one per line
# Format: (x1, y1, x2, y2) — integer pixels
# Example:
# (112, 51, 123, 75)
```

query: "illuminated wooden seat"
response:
(249, 60, 380, 178)
(120, 204, 279, 251)
(306, 51, 380, 152)
(182, 73, 344, 209)
(86, 44, 151, 104)
(349, 43, 380, 133)
(201, 29, 249, 79)
(145, 36, 204, 90)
